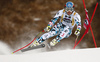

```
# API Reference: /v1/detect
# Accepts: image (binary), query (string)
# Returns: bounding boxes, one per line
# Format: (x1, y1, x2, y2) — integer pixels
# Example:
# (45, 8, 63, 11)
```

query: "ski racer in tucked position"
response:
(30, 1, 81, 47)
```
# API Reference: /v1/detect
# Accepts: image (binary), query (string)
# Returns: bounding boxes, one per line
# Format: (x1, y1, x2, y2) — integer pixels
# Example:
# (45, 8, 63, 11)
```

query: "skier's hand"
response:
(74, 29, 80, 36)
(44, 26, 51, 32)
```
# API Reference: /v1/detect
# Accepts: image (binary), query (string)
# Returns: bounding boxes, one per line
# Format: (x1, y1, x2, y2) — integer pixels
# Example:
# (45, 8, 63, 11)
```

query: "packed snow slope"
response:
(0, 48, 100, 62)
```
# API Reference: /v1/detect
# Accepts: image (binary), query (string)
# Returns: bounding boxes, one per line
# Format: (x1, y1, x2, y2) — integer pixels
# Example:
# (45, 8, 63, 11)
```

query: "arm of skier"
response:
(44, 10, 63, 32)
(74, 13, 81, 36)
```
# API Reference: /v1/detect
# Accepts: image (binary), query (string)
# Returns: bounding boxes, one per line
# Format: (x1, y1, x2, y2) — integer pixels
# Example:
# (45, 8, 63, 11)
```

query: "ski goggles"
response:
(64, 7, 74, 12)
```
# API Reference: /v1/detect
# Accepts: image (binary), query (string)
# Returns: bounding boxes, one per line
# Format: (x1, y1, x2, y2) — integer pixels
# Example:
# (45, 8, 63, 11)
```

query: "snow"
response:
(0, 48, 100, 62)
(0, 37, 99, 62)
(0, 41, 12, 55)
(33, 18, 41, 21)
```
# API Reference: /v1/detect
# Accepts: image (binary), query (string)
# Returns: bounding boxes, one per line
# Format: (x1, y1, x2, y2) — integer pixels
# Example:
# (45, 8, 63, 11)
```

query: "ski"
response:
(12, 30, 45, 54)
(21, 44, 45, 52)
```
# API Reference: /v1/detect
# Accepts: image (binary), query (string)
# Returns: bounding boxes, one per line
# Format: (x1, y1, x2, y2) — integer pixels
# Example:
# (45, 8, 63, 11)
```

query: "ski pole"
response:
(12, 30, 45, 54)
(73, 36, 79, 49)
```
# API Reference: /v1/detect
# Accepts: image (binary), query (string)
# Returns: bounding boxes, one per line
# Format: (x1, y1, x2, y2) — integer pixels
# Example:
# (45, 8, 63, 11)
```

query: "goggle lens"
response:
(65, 7, 74, 12)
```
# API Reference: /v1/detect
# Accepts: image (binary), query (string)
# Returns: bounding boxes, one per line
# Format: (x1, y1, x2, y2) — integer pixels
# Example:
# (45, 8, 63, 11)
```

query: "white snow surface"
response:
(33, 18, 41, 21)
(0, 48, 100, 62)
(0, 41, 12, 55)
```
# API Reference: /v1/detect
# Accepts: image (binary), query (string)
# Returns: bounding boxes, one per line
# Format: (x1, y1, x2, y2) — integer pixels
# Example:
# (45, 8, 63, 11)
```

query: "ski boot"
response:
(48, 39, 58, 48)
(29, 40, 41, 48)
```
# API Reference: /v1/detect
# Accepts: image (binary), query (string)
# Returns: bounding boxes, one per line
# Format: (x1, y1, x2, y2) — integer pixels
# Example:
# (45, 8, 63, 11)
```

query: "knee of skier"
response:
(65, 29, 72, 38)
(59, 28, 72, 39)
(42, 33, 50, 40)
(41, 31, 56, 40)
(60, 32, 66, 38)
(55, 31, 68, 42)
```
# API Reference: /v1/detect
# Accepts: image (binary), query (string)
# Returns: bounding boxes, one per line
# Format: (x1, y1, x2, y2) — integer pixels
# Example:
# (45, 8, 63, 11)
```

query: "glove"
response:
(74, 29, 80, 36)
(44, 26, 51, 32)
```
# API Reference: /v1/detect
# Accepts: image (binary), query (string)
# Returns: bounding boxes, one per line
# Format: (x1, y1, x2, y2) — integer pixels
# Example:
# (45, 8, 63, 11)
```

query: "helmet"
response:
(64, 2, 75, 12)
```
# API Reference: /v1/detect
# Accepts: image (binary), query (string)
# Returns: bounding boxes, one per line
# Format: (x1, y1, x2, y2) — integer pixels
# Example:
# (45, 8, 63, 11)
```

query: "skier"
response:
(30, 1, 81, 47)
